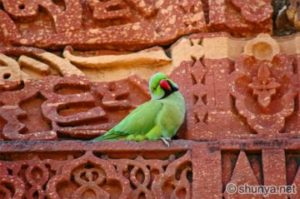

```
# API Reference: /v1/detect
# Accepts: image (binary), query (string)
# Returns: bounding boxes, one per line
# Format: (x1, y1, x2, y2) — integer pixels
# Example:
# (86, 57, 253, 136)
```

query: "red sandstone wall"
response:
(0, 0, 299, 199)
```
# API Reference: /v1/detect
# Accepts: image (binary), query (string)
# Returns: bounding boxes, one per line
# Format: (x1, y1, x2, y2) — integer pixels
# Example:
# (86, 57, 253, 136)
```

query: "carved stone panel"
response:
(0, 139, 298, 198)
(0, 75, 149, 140)
(0, 0, 272, 51)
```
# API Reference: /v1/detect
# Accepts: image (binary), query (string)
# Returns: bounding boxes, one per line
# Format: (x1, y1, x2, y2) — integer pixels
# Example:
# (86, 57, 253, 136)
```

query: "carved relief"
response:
(230, 35, 297, 134)
(0, 0, 272, 51)
(0, 50, 83, 84)
(0, 0, 208, 50)
(0, 140, 298, 198)
(0, 145, 192, 199)
(208, 0, 272, 36)
(0, 75, 149, 140)
(1, 33, 300, 140)
(171, 37, 204, 67)
(87, 0, 132, 21)
(223, 151, 263, 199)
(286, 151, 300, 199)
(0, 175, 25, 199)
(0, 54, 22, 90)
(0, 46, 172, 82)
(171, 58, 251, 139)
(47, 151, 131, 199)
(63, 46, 171, 69)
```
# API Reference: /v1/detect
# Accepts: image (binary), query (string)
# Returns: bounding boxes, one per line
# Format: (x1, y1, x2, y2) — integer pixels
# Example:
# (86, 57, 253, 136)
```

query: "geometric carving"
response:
(171, 57, 253, 139)
(171, 37, 204, 67)
(1, 0, 82, 33)
(223, 151, 263, 199)
(170, 60, 208, 138)
(0, 1, 298, 198)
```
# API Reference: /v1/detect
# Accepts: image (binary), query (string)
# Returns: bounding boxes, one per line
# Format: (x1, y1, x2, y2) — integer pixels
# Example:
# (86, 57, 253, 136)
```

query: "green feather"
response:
(94, 101, 163, 141)
(93, 73, 186, 142)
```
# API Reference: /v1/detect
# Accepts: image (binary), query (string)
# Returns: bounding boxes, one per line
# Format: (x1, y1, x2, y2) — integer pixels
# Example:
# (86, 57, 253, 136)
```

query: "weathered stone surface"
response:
(169, 33, 300, 140)
(0, 139, 298, 198)
(2, 34, 300, 140)
(0, 0, 272, 52)
(0, 1, 298, 199)
(208, 0, 272, 36)
(4, 33, 300, 83)
(0, 75, 149, 140)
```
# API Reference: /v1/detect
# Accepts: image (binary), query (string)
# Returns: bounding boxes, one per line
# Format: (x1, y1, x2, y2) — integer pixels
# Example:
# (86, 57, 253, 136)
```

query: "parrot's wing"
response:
(93, 100, 163, 141)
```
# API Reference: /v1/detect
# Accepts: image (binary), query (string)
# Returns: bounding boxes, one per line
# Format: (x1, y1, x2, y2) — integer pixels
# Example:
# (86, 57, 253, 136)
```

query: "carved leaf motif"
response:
(248, 64, 281, 108)
(230, 55, 297, 134)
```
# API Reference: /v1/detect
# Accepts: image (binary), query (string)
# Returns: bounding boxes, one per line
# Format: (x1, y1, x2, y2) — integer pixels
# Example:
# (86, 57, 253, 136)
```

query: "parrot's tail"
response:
(92, 131, 123, 142)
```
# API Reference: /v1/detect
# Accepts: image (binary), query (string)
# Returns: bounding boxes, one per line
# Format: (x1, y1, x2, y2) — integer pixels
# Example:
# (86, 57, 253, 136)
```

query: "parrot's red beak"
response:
(160, 80, 171, 91)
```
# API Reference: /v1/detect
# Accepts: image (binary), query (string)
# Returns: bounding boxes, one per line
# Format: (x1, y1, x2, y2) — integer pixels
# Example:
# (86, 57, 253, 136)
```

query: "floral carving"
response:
(0, 143, 192, 199)
(0, 141, 297, 198)
(47, 151, 131, 199)
(248, 62, 281, 108)
(230, 55, 296, 134)
(111, 151, 192, 199)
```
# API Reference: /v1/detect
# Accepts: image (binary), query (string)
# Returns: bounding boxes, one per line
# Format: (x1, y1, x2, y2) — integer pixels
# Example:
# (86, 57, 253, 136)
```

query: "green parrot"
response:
(93, 72, 185, 146)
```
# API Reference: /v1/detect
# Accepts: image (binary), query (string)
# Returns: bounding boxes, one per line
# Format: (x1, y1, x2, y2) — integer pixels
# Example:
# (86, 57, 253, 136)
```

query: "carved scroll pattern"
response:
(0, 75, 150, 140)
(0, 150, 192, 199)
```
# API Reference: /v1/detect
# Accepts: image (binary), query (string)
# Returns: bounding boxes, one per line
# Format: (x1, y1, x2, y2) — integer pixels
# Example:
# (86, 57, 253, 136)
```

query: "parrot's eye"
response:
(159, 80, 171, 91)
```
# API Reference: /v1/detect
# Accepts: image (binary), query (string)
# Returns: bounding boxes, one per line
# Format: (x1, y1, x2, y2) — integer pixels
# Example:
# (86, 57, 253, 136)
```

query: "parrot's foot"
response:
(161, 137, 171, 147)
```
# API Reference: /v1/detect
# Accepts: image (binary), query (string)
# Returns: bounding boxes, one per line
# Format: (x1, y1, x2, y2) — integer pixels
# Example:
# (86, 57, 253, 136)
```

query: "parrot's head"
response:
(149, 72, 179, 100)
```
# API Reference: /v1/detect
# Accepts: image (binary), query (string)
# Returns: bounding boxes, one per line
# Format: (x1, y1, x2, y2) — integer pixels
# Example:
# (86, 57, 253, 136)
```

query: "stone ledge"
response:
(0, 139, 299, 151)
(0, 139, 299, 198)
